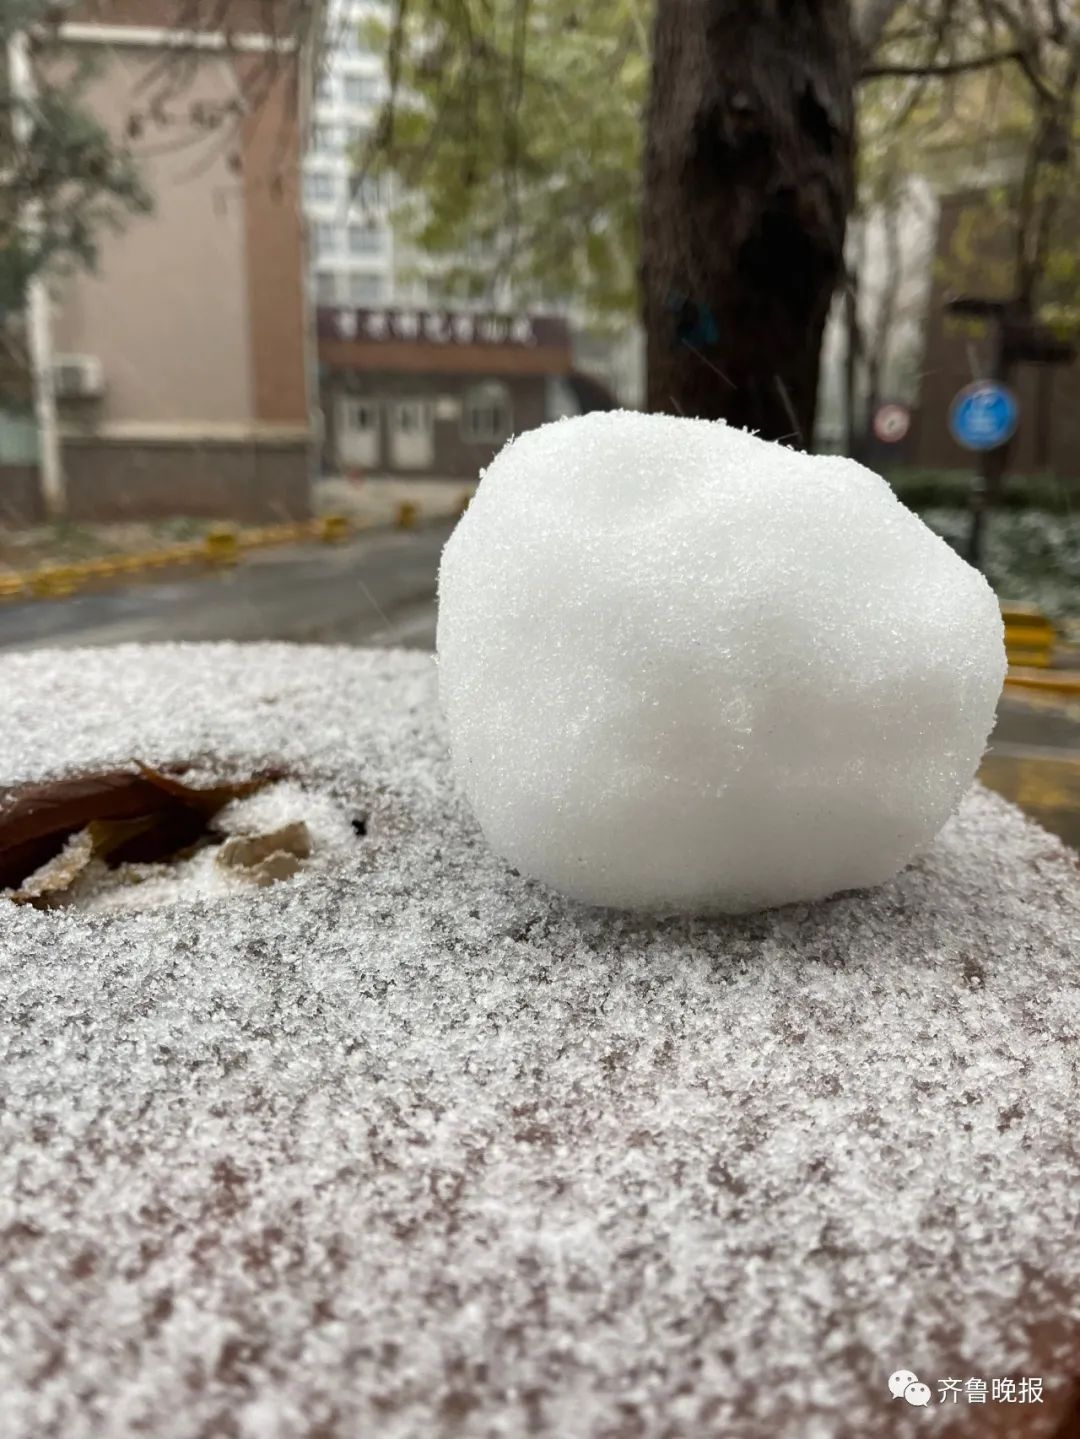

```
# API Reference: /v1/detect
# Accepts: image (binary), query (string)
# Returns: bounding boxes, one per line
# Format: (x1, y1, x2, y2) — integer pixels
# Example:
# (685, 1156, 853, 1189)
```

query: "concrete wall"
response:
(43, 25, 312, 522)
(0, 467, 46, 527)
(51, 53, 256, 428)
(62, 436, 310, 522)
(237, 53, 312, 430)
(914, 194, 1080, 481)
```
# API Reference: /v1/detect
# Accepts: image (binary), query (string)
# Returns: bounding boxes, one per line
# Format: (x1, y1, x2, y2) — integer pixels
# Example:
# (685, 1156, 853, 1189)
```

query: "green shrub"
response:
(886, 467, 1080, 515)
(922, 507, 1080, 620)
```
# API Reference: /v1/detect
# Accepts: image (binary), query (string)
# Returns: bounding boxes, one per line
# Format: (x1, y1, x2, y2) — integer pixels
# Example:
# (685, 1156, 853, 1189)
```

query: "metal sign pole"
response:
(947, 295, 1076, 573)
(966, 322, 1008, 571)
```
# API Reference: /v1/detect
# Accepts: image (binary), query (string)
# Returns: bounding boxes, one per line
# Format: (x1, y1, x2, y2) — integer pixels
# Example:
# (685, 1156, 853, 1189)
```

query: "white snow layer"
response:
(437, 412, 1006, 912)
(0, 644, 1078, 1439)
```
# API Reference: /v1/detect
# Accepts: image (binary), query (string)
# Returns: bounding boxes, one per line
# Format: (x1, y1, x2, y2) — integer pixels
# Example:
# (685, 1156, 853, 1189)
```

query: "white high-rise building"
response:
(304, 0, 415, 310)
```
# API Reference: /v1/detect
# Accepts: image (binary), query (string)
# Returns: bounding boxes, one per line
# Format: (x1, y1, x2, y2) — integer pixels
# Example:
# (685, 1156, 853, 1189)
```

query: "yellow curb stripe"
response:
(1004, 667, 1080, 698)
(0, 514, 365, 603)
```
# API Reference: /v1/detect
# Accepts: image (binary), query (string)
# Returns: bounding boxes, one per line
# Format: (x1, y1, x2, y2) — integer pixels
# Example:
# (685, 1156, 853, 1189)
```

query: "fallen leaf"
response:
(132, 763, 279, 821)
(0, 764, 284, 895)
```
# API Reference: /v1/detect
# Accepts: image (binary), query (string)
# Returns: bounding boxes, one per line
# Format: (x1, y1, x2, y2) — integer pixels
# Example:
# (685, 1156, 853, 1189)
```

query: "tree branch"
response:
(862, 47, 1025, 81)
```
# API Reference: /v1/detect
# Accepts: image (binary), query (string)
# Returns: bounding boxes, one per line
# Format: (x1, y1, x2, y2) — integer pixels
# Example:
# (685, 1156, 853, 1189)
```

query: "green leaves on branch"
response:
(358, 0, 647, 321)
(1, 5, 151, 317)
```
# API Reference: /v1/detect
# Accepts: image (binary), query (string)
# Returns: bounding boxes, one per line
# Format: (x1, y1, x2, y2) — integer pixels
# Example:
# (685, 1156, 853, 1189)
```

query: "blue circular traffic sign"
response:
(949, 381, 1019, 451)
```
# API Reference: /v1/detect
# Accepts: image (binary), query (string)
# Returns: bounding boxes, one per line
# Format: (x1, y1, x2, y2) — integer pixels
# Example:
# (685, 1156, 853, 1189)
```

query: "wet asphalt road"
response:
(0, 523, 451, 654)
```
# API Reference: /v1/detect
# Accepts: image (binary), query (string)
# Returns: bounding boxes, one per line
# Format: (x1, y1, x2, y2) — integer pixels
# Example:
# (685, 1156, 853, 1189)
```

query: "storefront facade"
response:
(317, 308, 573, 479)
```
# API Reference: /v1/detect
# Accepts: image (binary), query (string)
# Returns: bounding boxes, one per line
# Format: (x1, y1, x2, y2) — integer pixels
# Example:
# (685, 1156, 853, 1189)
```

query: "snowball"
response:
(437, 412, 1006, 913)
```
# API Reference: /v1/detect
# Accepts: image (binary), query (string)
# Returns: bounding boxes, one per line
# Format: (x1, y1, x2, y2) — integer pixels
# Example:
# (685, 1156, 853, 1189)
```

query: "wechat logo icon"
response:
(889, 1370, 931, 1407)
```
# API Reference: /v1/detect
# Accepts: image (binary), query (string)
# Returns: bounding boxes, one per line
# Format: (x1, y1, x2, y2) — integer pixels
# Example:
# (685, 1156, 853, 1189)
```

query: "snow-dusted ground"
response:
(0, 645, 1078, 1439)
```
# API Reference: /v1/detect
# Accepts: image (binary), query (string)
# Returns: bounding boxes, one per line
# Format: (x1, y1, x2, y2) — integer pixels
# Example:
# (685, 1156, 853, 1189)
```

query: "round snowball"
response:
(437, 412, 1006, 914)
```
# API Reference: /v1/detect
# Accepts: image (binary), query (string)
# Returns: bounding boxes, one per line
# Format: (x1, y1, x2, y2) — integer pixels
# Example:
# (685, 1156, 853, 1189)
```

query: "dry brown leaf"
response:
(0, 764, 285, 896)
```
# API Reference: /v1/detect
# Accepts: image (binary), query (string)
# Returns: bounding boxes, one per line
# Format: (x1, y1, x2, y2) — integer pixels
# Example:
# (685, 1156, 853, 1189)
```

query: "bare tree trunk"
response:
(842, 213, 867, 458)
(842, 268, 863, 458)
(642, 0, 855, 446)
(861, 183, 903, 454)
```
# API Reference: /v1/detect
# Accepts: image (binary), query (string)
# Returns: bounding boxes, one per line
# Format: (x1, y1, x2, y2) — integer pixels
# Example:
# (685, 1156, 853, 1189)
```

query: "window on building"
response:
(343, 398, 378, 435)
(316, 73, 335, 102)
(425, 278, 457, 306)
(341, 22, 373, 54)
(315, 271, 339, 304)
(463, 382, 512, 444)
(312, 221, 338, 259)
(347, 271, 385, 304)
(343, 73, 381, 106)
(304, 172, 336, 205)
(347, 223, 384, 255)
(347, 123, 370, 152)
(313, 124, 340, 154)
(396, 400, 429, 435)
(350, 175, 385, 209)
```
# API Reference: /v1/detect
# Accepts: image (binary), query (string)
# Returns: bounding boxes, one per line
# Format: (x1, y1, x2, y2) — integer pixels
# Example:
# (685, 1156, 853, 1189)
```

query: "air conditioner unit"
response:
(52, 355, 105, 400)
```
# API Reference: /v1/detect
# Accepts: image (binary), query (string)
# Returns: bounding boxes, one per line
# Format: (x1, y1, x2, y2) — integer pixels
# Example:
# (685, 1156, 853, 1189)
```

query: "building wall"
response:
(72, 1, 299, 26)
(0, 414, 44, 525)
(42, 18, 313, 522)
(0, 467, 46, 527)
(51, 51, 256, 428)
(239, 52, 312, 431)
(61, 435, 310, 522)
(914, 194, 1080, 481)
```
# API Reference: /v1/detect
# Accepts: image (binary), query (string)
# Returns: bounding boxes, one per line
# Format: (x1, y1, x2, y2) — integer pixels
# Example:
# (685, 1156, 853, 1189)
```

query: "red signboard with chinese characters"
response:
(316, 307, 570, 349)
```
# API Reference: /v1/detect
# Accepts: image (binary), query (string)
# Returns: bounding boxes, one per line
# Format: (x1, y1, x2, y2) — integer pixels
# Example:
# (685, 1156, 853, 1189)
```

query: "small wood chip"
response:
(7, 829, 95, 905)
(216, 822, 312, 872)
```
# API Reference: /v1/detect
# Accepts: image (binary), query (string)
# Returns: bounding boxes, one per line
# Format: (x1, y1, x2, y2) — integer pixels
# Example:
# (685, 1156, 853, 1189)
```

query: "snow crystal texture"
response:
(438, 412, 1006, 912)
(1, 645, 1078, 1439)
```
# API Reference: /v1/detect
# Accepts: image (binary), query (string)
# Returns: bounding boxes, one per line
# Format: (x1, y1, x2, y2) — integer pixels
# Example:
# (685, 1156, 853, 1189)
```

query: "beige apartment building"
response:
(18, 1, 315, 523)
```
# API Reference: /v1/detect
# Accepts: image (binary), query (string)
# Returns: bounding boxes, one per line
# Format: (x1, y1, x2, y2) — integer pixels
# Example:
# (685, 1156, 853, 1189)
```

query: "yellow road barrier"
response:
(0, 513, 360, 605)
(204, 526, 240, 566)
(320, 513, 350, 543)
(0, 504, 461, 605)
(31, 566, 78, 598)
(1002, 602, 1055, 669)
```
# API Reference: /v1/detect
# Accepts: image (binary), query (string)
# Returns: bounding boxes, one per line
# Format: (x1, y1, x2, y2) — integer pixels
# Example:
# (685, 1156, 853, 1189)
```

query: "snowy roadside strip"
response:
(0, 503, 437, 603)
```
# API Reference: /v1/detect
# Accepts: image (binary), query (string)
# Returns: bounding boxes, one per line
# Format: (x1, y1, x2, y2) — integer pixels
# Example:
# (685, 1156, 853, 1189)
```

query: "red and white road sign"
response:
(873, 403, 911, 444)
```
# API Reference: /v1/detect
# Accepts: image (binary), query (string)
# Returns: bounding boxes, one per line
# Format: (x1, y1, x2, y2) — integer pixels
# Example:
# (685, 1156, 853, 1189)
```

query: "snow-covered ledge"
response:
(1, 645, 1078, 1438)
